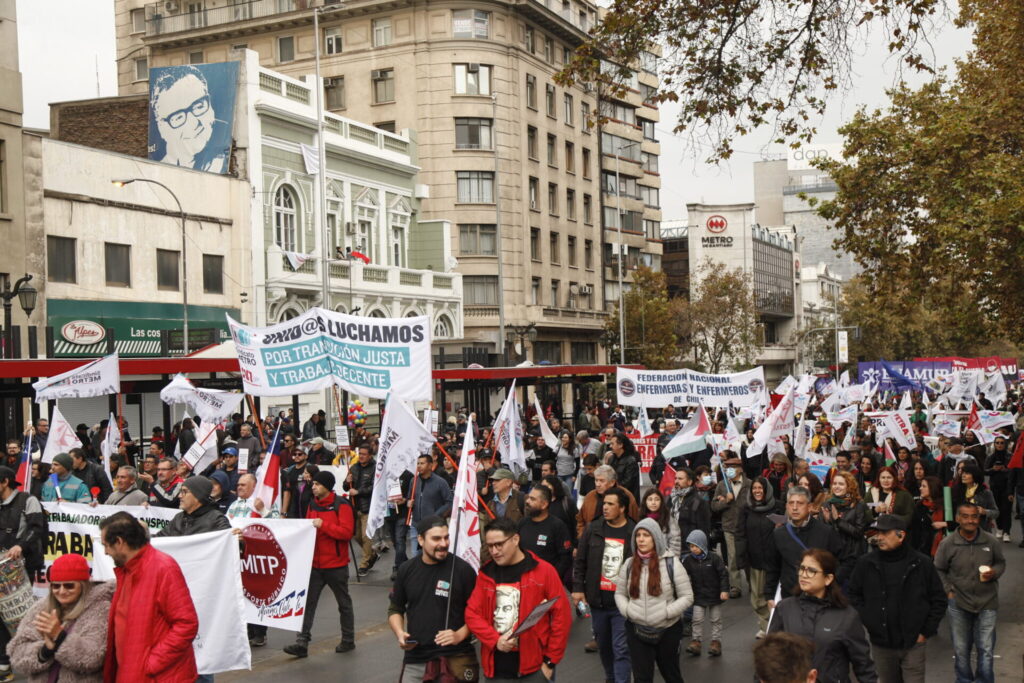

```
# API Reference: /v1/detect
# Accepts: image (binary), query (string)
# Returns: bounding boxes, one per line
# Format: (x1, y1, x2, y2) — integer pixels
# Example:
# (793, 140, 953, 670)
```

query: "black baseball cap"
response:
(870, 514, 907, 532)
(0, 466, 21, 488)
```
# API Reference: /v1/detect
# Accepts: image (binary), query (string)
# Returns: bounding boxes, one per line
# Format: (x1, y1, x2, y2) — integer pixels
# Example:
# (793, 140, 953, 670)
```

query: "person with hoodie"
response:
(614, 518, 694, 683)
(682, 529, 729, 657)
(737, 476, 778, 638)
(208, 470, 236, 515)
(156, 476, 232, 538)
(767, 548, 878, 683)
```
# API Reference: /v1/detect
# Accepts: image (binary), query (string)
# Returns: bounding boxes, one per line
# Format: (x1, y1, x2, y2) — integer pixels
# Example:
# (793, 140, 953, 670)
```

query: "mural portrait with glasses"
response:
(148, 62, 239, 174)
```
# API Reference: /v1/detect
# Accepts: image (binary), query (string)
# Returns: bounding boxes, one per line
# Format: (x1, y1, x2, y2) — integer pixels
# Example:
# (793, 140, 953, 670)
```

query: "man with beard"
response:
(282, 446, 312, 519)
(518, 485, 572, 581)
(388, 516, 479, 681)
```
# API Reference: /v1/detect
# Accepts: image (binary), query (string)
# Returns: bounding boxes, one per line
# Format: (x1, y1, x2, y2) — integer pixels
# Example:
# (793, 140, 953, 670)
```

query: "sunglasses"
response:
(51, 582, 78, 591)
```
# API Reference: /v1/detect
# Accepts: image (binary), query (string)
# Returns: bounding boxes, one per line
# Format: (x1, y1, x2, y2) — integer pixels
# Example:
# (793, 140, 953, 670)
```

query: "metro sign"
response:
(706, 215, 728, 233)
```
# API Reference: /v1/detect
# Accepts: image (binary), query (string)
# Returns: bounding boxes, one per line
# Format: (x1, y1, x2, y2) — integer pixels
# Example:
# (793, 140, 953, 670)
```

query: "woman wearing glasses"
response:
(9, 553, 114, 682)
(767, 548, 878, 683)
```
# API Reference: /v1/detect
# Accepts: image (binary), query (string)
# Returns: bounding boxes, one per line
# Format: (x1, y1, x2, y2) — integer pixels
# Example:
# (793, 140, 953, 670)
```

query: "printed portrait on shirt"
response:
(600, 537, 625, 590)
(493, 584, 521, 635)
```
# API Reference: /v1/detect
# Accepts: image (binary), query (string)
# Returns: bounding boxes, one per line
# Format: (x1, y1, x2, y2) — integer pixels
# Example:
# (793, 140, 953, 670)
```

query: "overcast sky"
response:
(15, 0, 973, 222)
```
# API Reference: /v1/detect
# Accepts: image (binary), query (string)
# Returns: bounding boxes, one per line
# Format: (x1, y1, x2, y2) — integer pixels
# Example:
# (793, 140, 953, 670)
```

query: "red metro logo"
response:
(241, 523, 288, 607)
(706, 215, 728, 233)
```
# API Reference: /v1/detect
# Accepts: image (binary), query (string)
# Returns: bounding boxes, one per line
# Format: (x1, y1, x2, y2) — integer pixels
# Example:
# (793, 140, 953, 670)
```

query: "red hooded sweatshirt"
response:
(307, 491, 355, 569)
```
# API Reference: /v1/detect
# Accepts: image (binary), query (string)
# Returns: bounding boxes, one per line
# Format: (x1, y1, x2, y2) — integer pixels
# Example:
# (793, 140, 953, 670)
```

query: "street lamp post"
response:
(0, 275, 37, 359)
(505, 323, 537, 363)
(112, 178, 189, 354)
(613, 141, 639, 365)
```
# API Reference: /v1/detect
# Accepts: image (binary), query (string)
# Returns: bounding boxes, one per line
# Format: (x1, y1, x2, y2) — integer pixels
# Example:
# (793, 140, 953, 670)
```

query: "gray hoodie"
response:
(614, 518, 694, 629)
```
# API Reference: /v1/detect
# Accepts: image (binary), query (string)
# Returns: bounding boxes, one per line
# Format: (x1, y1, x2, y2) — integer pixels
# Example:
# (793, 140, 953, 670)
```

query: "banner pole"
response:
(246, 394, 266, 450)
(434, 440, 495, 520)
(116, 393, 125, 445)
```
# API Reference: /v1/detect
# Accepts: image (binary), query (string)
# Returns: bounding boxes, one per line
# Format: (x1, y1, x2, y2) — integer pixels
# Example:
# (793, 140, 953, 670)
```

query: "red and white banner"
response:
(451, 418, 481, 571)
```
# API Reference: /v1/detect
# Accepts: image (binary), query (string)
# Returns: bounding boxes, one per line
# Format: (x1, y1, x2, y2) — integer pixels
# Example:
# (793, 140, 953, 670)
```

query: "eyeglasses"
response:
(161, 95, 211, 129)
(51, 582, 78, 591)
(485, 536, 515, 552)
(797, 565, 822, 577)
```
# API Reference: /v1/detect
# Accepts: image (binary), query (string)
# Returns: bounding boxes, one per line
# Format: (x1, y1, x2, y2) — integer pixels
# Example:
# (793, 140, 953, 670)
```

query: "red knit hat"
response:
(49, 553, 91, 583)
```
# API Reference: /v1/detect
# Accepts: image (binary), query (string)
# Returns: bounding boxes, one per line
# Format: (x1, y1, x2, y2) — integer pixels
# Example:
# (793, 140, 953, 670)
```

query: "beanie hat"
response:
(182, 475, 214, 504)
(53, 452, 73, 471)
(49, 553, 91, 583)
(685, 529, 709, 556)
(313, 470, 336, 491)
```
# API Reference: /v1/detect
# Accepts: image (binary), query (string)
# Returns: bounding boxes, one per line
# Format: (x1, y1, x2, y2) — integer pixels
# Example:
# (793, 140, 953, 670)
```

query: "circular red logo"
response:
(240, 524, 287, 607)
(985, 359, 999, 373)
(706, 215, 728, 233)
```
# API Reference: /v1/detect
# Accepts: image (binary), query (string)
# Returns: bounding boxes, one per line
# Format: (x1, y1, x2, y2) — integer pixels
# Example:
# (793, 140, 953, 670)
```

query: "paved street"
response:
(221, 541, 1024, 682)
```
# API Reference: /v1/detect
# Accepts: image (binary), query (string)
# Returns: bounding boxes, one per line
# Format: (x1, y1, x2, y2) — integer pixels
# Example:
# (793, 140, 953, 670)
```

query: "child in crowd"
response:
(682, 529, 729, 657)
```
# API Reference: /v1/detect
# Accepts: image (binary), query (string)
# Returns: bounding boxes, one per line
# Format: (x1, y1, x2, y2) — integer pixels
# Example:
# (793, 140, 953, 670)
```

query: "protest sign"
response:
(160, 373, 245, 425)
(616, 366, 765, 409)
(227, 308, 432, 400)
(634, 434, 658, 472)
(33, 353, 120, 402)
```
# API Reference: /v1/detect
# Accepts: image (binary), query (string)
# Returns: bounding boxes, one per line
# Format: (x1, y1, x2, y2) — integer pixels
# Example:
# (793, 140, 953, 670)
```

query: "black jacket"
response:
(846, 544, 947, 649)
(74, 461, 113, 504)
(681, 551, 729, 606)
(573, 518, 636, 607)
(737, 503, 777, 571)
(344, 459, 375, 514)
(768, 594, 878, 683)
(608, 452, 640, 503)
(822, 500, 871, 558)
(765, 518, 852, 600)
(156, 503, 232, 537)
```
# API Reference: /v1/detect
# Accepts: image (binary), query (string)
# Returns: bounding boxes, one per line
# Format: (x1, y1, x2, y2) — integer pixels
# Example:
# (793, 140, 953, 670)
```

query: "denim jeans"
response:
(385, 515, 409, 570)
(947, 599, 996, 683)
(591, 606, 631, 683)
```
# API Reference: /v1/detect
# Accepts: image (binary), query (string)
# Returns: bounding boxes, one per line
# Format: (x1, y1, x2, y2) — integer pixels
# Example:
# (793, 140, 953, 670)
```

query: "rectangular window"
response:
(325, 77, 345, 110)
(464, 275, 499, 305)
(456, 171, 494, 203)
(531, 278, 541, 305)
(641, 151, 659, 173)
(549, 232, 560, 264)
(134, 57, 148, 81)
(454, 63, 491, 95)
(545, 84, 556, 117)
(640, 50, 658, 75)
(550, 280, 560, 308)
(583, 194, 592, 224)
(563, 93, 574, 125)
(581, 101, 591, 132)
(131, 8, 146, 33)
(202, 255, 224, 294)
(526, 74, 537, 109)
(641, 119, 656, 140)
(373, 18, 392, 47)
(640, 83, 657, 103)
(544, 36, 554, 62)
(459, 224, 497, 255)
(567, 235, 577, 265)
(534, 340, 562, 364)
(187, 2, 205, 28)
(530, 228, 540, 260)
(603, 171, 638, 198)
(104, 243, 131, 287)
(325, 27, 343, 55)
(547, 183, 558, 215)
(644, 219, 661, 240)
(571, 342, 596, 364)
(601, 132, 641, 160)
(156, 249, 180, 291)
(453, 9, 489, 38)
(564, 141, 575, 173)
(455, 117, 493, 149)
(525, 26, 535, 52)
(47, 236, 76, 283)
(527, 126, 538, 159)
(0, 141, 6, 213)
(188, 50, 204, 65)
(584, 239, 593, 268)
(546, 134, 556, 166)
(566, 189, 576, 220)
(372, 68, 395, 103)
(599, 100, 636, 125)
(278, 36, 295, 63)
(528, 177, 539, 210)
(375, 121, 396, 133)
(640, 185, 660, 208)
(563, 46, 572, 64)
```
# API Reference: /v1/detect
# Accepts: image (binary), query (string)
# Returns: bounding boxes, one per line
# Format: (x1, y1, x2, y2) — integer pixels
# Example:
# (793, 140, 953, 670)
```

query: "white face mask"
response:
(701, 475, 713, 486)
(725, 467, 736, 480)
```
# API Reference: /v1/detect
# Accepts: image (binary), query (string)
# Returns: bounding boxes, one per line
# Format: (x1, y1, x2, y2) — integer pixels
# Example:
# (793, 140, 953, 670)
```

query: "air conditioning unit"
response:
(467, 63, 480, 73)
(164, 0, 180, 12)
(325, 77, 342, 87)
(580, 284, 592, 295)
(371, 69, 387, 79)
(345, 221, 355, 234)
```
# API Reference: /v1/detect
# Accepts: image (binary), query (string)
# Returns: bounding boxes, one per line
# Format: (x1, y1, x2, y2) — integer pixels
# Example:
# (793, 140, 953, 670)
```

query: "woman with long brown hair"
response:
(864, 466, 914, 528)
(820, 470, 872, 557)
(614, 518, 693, 683)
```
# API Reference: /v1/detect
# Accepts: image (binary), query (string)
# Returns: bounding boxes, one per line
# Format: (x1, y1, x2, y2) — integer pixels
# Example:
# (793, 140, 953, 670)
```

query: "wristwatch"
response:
(543, 657, 556, 671)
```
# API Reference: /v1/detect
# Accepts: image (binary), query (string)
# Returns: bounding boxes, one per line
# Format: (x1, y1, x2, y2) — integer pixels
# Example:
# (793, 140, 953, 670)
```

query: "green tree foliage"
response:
(604, 266, 679, 369)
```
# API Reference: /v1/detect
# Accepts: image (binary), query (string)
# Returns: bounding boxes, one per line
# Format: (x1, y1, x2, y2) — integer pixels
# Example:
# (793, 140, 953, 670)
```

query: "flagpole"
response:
(245, 395, 267, 450)
(434, 440, 496, 520)
(116, 393, 125, 446)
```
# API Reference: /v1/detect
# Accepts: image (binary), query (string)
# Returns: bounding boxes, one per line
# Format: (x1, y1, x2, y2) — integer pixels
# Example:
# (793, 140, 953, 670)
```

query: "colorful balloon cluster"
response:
(348, 400, 367, 428)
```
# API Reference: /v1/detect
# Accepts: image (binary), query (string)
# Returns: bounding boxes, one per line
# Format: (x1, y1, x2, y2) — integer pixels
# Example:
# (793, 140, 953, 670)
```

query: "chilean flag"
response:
(252, 427, 282, 515)
(16, 433, 31, 492)
(349, 250, 371, 264)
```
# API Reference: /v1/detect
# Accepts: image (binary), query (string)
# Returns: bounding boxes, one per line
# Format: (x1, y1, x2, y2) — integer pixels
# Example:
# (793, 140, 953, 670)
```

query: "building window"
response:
(567, 235, 577, 266)
(325, 77, 345, 110)
(130, 8, 146, 33)
(134, 57, 148, 82)
(453, 9, 489, 38)
(278, 36, 295, 63)
(584, 239, 593, 268)
(273, 185, 299, 251)
(544, 36, 554, 62)
(456, 171, 494, 203)
(524, 26, 535, 52)
(47, 236, 76, 283)
(640, 185, 660, 208)
(156, 249, 180, 291)
(640, 50, 658, 74)
(531, 278, 541, 304)
(581, 101, 591, 132)
(545, 84, 556, 117)
(187, 2, 205, 28)
(373, 18, 392, 47)
(563, 46, 572, 64)
(0, 141, 6, 214)
(372, 69, 395, 103)
(640, 83, 657, 103)
(546, 134, 556, 166)
(644, 219, 660, 240)
(455, 117, 493, 149)
(583, 194, 592, 224)
(571, 342, 596, 364)
(530, 228, 540, 260)
(547, 183, 558, 215)
(582, 147, 591, 178)
(104, 243, 131, 287)
(641, 119, 657, 141)
(527, 126, 538, 159)
(549, 280, 560, 307)
(375, 121, 396, 133)
(566, 189, 576, 220)
(600, 100, 637, 125)
(454, 63, 491, 95)
(525, 74, 537, 109)
(203, 255, 224, 294)
(549, 232, 560, 264)
(534, 340, 562, 364)
(563, 93, 574, 125)
(528, 177, 539, 210)
(464, 275, 499, 305)
(602, 132, 641, 160)
(188, 50, 204, 65)
(565, 141, 575, 173)
(641, 151, 659, 173)
(459, 224, 497, 255)
(325, 27, 343, 55)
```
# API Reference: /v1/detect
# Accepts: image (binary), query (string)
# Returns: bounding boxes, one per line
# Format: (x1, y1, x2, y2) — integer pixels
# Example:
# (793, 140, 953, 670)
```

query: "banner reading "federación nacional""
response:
(616, 366, 766, 409)
(227, 308, 432, 400)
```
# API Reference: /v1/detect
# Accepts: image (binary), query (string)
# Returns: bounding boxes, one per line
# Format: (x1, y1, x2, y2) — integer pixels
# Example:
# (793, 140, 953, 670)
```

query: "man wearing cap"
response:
(485, 468, 525, 523)
(156, 475, 231, 537)
(711, 456, 749, 598)
(282, 445, 313, 519)
(847, 514, 947, 683)
(217, 446, 241, 494)
(344, 445, 378, 578)
(41, 453, 92, 504)
(149, 457, 184, 509)
(307, 437, 333, 466)
(106, 466, 150, 506)
(284, 470, 356, 657)
(0, 465, 46, 680)
(70, 447, 112, 504)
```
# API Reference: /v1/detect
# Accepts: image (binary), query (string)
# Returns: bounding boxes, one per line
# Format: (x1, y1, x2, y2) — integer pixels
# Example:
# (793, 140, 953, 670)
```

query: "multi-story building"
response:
(113, 0, 662, 367)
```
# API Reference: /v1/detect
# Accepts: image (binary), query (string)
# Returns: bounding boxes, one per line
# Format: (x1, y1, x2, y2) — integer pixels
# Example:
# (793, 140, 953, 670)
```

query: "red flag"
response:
(659, 462, 677, 498)
(966, 403, 981, 432)
(1009, 434, 1024, 469)
(350, 250, 371, 264)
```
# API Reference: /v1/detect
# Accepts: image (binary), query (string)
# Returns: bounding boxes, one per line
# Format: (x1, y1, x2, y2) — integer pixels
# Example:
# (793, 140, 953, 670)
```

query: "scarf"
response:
(826, 494, 850, 510)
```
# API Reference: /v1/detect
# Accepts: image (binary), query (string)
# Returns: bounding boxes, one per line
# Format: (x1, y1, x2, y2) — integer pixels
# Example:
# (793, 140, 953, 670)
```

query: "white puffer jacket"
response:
(614, 518, 694, 629)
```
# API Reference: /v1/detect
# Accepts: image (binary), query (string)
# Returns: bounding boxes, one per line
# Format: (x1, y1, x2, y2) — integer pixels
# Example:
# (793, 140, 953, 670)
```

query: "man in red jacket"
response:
(465, 517, 571, 681)
(99, 510, 199, 682)
(284, 470, 356, 658)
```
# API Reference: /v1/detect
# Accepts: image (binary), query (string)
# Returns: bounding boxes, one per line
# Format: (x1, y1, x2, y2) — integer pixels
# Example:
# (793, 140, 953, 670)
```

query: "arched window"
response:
(274, 185, 299, 251)
(368, 309, 387, 318)
(434, 315, 454, 339)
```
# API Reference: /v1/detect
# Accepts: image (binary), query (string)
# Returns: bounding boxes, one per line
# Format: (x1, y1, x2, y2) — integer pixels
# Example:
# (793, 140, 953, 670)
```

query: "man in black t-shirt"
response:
(518, 485, 572, 582)
(388, 516, 479, 682)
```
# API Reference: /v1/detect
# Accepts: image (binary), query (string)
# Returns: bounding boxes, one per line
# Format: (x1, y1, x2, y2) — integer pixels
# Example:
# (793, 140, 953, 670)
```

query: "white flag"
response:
(451, 418, 481, 572)
(752, 388, 796, 454)
(839, 370, 850, 388)
(299, 142, 320, 175)
(774, 375, 797, 395)
(493, 381, 527, 473)
(41, 406, 80, 465)
(366, 394, 436, 537)
(978, 372, 1007, 407)
(100, 413, 119, 486)
(899, 391, 912, 412)
(182, 420, 220, 473)
(883, 411, 917, 450)
(283, 251, 313, 271)
(533, 395, 559, 447)
(636, 399, 654, 438)
(160, 374, 245, 426)
(33, 352, 120, 402)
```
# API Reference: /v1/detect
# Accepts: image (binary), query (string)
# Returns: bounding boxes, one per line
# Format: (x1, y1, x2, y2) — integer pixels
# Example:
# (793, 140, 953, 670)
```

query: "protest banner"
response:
(634, 434, 658, 473)
(616, 366, 765, 409)
(227, 308, 432, 400)
(40, 407, 80, 465)
(229, 518, 316, 632)
(32, 352, 121, 402)
(160, 373, 246, 425)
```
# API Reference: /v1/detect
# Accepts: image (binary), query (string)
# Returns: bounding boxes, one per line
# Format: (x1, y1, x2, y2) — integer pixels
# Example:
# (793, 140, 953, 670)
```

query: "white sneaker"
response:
(1003, 532, 1011, 543)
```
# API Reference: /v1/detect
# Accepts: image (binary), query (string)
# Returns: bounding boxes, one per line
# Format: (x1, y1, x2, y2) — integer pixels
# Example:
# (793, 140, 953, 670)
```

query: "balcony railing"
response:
(145, 0, 340, 37)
